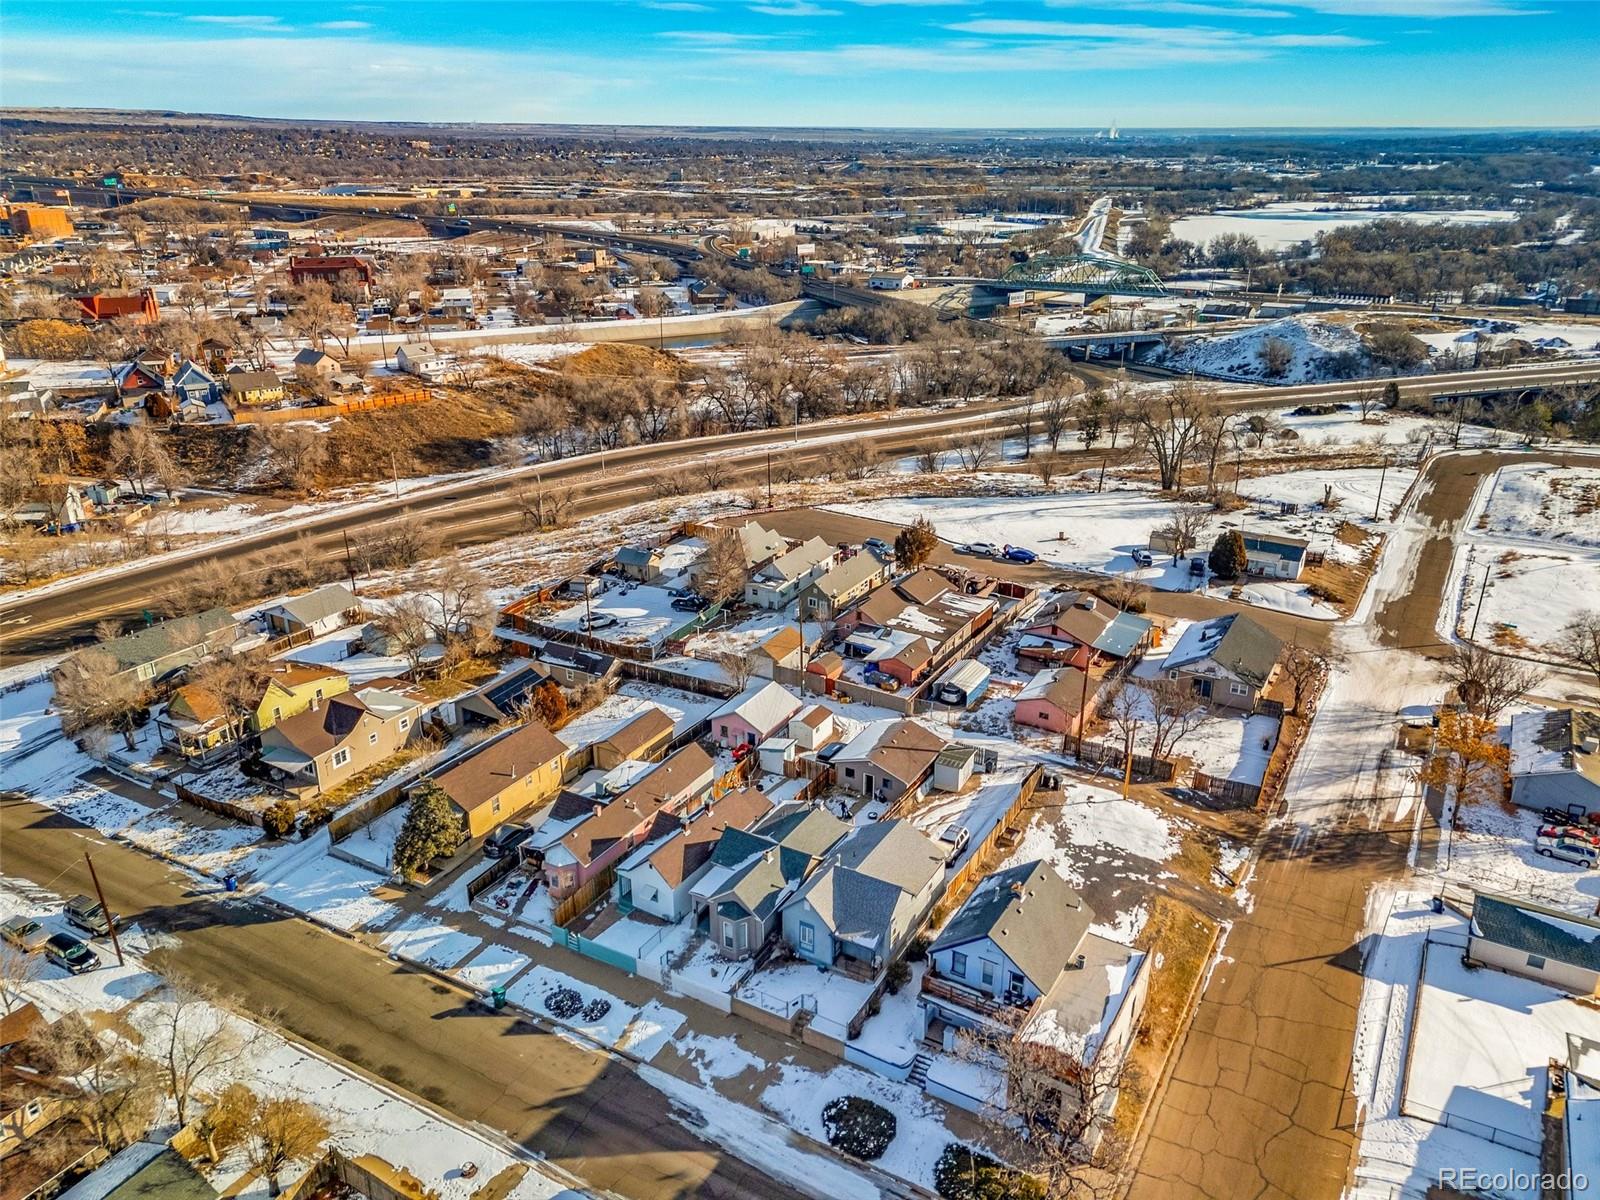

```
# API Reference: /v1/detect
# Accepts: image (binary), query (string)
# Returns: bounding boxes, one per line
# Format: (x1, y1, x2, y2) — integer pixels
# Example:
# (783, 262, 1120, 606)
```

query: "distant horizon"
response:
(6, 106, 1598, 139)
(3, 0, 1597, 129)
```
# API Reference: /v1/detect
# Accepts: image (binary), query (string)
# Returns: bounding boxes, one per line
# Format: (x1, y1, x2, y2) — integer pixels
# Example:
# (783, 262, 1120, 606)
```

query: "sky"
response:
(2, 0, 1597, 129)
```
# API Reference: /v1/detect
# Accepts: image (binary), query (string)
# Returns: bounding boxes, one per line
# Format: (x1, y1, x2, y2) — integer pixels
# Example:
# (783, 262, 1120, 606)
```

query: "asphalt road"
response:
(0, 795, 811, 1200)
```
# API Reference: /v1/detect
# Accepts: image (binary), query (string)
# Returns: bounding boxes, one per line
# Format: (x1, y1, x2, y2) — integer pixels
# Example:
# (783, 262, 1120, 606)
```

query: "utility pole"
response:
(390, 450, 400, 501)
(1373, 457, 1388, 522)
(766, 451, 773, 511)
(1470, 560, 1492, 642)
(342, 531, 358, 593)
(83, 852, 123, 967)
(1075, 661, 1091, 761)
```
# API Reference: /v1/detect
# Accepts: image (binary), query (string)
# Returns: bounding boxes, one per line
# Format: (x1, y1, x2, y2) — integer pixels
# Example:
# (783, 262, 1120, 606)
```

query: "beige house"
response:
(257, 687, 421, 796)
(1467, 892, 1600, 997)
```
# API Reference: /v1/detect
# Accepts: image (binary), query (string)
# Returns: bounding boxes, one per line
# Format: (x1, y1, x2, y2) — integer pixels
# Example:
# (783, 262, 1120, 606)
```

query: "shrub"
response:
(299, 798, 335, 834)
(261, 800, 298, 840)
(821, 1096, 897, 1161)
(1208, 530, 1249, 580)
(545, 988, 583, 1019)
(933, 1144, 1046, 1200)
(885, 958, 912, 995)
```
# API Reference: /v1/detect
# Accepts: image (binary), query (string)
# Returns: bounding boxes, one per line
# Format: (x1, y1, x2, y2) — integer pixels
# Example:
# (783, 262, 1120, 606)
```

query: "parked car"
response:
(1539, 824, 1600, 847)
(1188, 558, 1206, 577)
(64, 894, 111, 937)
(581, 613, 619, 631)
(1131, 549, 1154, 568)
(484, 823, 533, 859)
(670, 595, 710, 613)
(1541, 807, 1597, 826)
(963, 542, 1000, 558)
(864, 670, 901, 692)
(1535, 833, 1599, 868)
(938, 824, 972, 865)
(0, 916, 50, 953)
(730, 742, 754, 762)
(44, 933, 99, 975)
(863, 537, 896, 561)
(1002, 545, 1038, 564)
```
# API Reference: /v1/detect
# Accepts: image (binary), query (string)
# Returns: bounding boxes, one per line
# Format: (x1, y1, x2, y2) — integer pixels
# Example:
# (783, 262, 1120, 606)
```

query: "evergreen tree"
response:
(393, 782, 462, 875)
(894, 515, 940, 569)
(1208, 530, 1249, 580)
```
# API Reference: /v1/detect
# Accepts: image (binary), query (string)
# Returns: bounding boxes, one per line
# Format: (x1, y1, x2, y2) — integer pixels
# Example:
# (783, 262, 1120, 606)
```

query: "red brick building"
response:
(74, 290, 160, 323)
(288, 256, 375, 289)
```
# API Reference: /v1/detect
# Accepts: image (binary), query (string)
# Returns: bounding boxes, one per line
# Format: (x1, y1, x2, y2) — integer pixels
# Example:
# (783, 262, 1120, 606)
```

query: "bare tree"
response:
(195, 1082, 257, 1164)
(698, 526, 750, 606)
(1041, 393, 1075, 456)
(0, 943, 39, 1015)
(23, 1012, 161, 1153)
(1127, 381, 1213, 491)
(955, 435, 999, 472)
(259, 426, 328, 493)
(513, 479, 576, 531)
(1557, 613, 1600, 691)
(835, 440, 881, 481)
(1258, 335, 1292, 378)
(373, 595, 435, 676)
(419, 557, 492, 644)
(246, 1095, 331, 1196)
(1144, 677, 1212, 763)
(716, 650, 755, 691)
(147, 980, 254, 1127)
(109, 426, 180, 498)
(1441, 643, 1543, 720)
(54, 648, 146, 751)
(1100, 574, 1150, 614)
(1153, 501, 1211, 565)
(1354, 382, 1384, 423)
(1281, 638, 1341, 717)
(186, 651, 272, 748)
(913, 445, 943, 474)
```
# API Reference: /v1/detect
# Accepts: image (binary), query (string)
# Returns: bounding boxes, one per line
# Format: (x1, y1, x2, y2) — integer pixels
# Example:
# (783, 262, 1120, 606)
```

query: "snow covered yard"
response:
(1443, 797, 1600, 914)
(1478, 462, 1600, 547)
(381, 914, 484, 969)
(738, 960, 876, 1041)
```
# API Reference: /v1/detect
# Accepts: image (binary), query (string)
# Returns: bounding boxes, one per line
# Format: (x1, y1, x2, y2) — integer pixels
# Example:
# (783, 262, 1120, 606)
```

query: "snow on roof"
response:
(1022, 938, 1146, 1067)
(711, 681, 803, 733)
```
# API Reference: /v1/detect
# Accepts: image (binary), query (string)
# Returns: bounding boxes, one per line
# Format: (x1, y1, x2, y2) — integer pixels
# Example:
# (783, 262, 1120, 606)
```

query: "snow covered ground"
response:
(1168, 203, 1516, 251)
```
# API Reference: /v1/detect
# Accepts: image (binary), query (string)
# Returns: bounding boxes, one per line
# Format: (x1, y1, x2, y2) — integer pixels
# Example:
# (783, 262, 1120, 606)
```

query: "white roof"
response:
(834, 718, 897, 763)
(710, 681, 803, 734)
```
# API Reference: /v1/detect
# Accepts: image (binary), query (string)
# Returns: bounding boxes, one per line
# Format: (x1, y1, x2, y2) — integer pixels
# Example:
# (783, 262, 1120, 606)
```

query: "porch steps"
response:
(909, 1053, 933, 1087)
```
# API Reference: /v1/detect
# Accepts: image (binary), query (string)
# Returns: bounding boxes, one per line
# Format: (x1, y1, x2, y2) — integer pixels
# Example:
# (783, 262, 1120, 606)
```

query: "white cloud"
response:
(640, 1, 713, 9)
(1045, 0, 1293, 15)
(1205, 0, 1538, 12)
(749, 0, 842, 13)
(184, 13, 282, 26)
(660, 29, 773, 42)
(315, 20, 372, 29)
(946, 17, 1370, 44)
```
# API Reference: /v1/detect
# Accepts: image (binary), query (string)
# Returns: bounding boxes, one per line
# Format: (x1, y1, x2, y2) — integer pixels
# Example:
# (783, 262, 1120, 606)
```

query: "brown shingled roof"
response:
(429, 722, 567, 814)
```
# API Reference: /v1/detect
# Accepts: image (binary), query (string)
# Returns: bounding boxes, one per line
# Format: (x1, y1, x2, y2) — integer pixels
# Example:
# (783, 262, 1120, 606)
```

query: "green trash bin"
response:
(489, 986, 507, 1012)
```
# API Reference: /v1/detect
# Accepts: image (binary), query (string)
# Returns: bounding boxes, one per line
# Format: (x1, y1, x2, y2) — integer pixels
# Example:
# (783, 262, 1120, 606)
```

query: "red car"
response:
(1539, 824, 1600, 847)
(730, 743, 753, 762)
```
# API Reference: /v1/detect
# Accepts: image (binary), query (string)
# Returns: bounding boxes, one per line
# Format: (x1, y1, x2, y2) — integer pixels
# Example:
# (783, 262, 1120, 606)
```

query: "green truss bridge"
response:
(931, 253, 1169, 314)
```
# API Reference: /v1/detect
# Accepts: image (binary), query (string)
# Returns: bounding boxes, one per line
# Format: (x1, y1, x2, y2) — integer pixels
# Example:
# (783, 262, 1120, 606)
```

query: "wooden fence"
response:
(937, 764, 1043, 913)
(464, 853, 521, 904)
(1190, 772, 1262, 809)
(231, 388, 430, 425)
(551, 864, 618, 929)
(1075, 739, 1177, 783)
(326, 780, 408, 843)
(176, 782, 267, 827)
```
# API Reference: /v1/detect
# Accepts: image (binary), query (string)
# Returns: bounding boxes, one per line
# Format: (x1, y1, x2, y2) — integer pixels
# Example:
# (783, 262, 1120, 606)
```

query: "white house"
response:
(869, 270, 916, 290)
(261, 583, 361, 639)
(396, 341, 452, 379)
(708, 681, 804, 749)
(745, 537, 836, 610)
(613, 786, 775, 922)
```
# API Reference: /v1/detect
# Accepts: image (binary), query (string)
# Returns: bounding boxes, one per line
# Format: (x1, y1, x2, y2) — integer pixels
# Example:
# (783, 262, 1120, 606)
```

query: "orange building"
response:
(10, 205, 74, 240)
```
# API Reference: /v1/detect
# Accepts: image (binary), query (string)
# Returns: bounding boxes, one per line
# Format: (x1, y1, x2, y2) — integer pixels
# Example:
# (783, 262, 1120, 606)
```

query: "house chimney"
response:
(592, 802, 604, 818)
(1010, 881, 1025, 901)
(1073, 953, 1086, 970)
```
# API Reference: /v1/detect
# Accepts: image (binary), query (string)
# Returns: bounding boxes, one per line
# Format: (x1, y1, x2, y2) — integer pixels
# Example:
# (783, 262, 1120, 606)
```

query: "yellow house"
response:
(159, 663, 350, 763)
(420, 721, 569, 840)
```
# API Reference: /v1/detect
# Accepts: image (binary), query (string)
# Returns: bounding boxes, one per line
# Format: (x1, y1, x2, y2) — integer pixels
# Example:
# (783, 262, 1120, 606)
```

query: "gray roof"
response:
(930, 860, 1093, 991)
(806, 553, 883, 600)
(265, 583, 358, 628)
(706, 806, 849, 918)
(616, 546, 661, 567)
(827, 819, 946, 894)
(785, 819, 945, 947)
(1472, 893, 1600, 973)
(537, 640, 617, 676)
(91, 607, 237, 672)
(1095, 611, 1154, 658)
(792, 865, 907, 947)
(1169, 614, 1283, 690)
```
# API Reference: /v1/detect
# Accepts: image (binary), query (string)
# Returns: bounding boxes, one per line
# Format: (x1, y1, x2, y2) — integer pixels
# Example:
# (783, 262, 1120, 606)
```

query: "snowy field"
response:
(1477, 463, 1600, 547)
(539, 582, 694, 650)
(1443, 796, 1600, 913)
(1168, 203, 1516, 251)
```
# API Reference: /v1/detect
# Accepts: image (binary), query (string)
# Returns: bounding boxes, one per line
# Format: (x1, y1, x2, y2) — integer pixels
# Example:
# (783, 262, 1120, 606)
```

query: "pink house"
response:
(1012, 667, 1099, 737)
(709, 682, 803, 748)
(541, 744, 715, 898)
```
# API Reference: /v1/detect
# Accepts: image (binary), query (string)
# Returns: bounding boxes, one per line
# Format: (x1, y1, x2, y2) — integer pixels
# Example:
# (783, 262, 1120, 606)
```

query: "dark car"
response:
(484, 823, 533, 860)
(671, 595, 711, 613)
(45, 933, 99, 975)
(1188, 558, 1206, 577)
(1002, 545, 1038, 564)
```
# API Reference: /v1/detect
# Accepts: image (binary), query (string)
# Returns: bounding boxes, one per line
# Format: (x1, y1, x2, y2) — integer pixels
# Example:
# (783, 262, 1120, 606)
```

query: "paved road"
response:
(1122, 444, 1600, 1200)
(0, 796, 809, 1200)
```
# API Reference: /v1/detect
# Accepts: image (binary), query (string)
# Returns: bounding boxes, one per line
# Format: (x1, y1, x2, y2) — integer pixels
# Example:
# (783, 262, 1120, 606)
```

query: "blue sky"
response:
(2, 0, 1596, 128)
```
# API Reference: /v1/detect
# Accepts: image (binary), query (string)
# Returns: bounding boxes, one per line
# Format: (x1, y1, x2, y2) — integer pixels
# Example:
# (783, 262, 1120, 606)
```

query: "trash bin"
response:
(1431, 896, 1443, 914)
(223, 875, 238, 893)
(489, 986, 507, 1011)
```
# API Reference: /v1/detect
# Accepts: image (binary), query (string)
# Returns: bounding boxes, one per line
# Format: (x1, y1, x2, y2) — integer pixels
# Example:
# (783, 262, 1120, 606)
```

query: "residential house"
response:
(61, 1144, 220, 1200)
(745, 537, 835, 610)
(591, 706, 676, 769)
(695, 806, 850, 958)
(1161, 614, 1283, 712)
(396, 342, 451, 379)
(261, 584, 361, 639)
(159, 662, 349, 762)
(288, 255, 374, 289)
(1, 1031, 100, 1200)
(534, 641, 619, 688)
(257, 686, 421, 796)
(796, 554, 891, 622)
(615, 545, 664, 583)
(1508, 706, 1600, 819)
(58, 607, 239, 687)
(869, 270, 916, 290)
(613, 785, 775, 922)
(1013, 667, 1099, 738)
(750, 626, 806, 681)
(779, 819, 946, 977)
(420, 721, 569, 840)
(451, 662, 551, 728)
(225, 369, 286, 407)
(688, 280, 733, 309)
(1239, 530, 1311, 581)
(833, 718, 950, 802)
(541, 744, 716, 899)
(293, 347, 339, 384)
(74, 290, 159, 322)
(921, 861, 1151, 1127)
(788, 704, 836, 751)
(837, 569, 997, 687)
(709, 681, 804, 749)
(1467, 892, 1600, 996)
(1016, 591, 1153, 675)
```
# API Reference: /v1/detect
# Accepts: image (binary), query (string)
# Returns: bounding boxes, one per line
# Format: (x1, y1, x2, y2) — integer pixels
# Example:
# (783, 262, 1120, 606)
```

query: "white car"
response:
(964, 542, 1000, 557)
(1536, 833, 1598, 868)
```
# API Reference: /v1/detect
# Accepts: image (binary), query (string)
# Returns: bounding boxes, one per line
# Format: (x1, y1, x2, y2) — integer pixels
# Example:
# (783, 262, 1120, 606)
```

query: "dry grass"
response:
(320, 391, 517, 483)
(561, 343, 689, 380)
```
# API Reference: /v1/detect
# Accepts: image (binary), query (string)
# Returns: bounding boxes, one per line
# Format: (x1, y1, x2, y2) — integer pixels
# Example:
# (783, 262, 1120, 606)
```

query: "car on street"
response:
(670, 595, 710, 613)
(484, 823, 533, 859)
(1535, 833, 1599, 868)
(1131, 549, 1154, 568)
(1002, 545, 1038, 563)
(963, 542, 1000, 558)
(44, 932, 99, 975)
(0, 916, 50, 953)
(1188, 558, 1206, 577)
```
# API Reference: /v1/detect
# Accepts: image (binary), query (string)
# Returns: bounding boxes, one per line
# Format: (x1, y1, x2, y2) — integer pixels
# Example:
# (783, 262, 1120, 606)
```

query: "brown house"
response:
(257, 687, 421, 796)
(590, 707, 675, 770)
